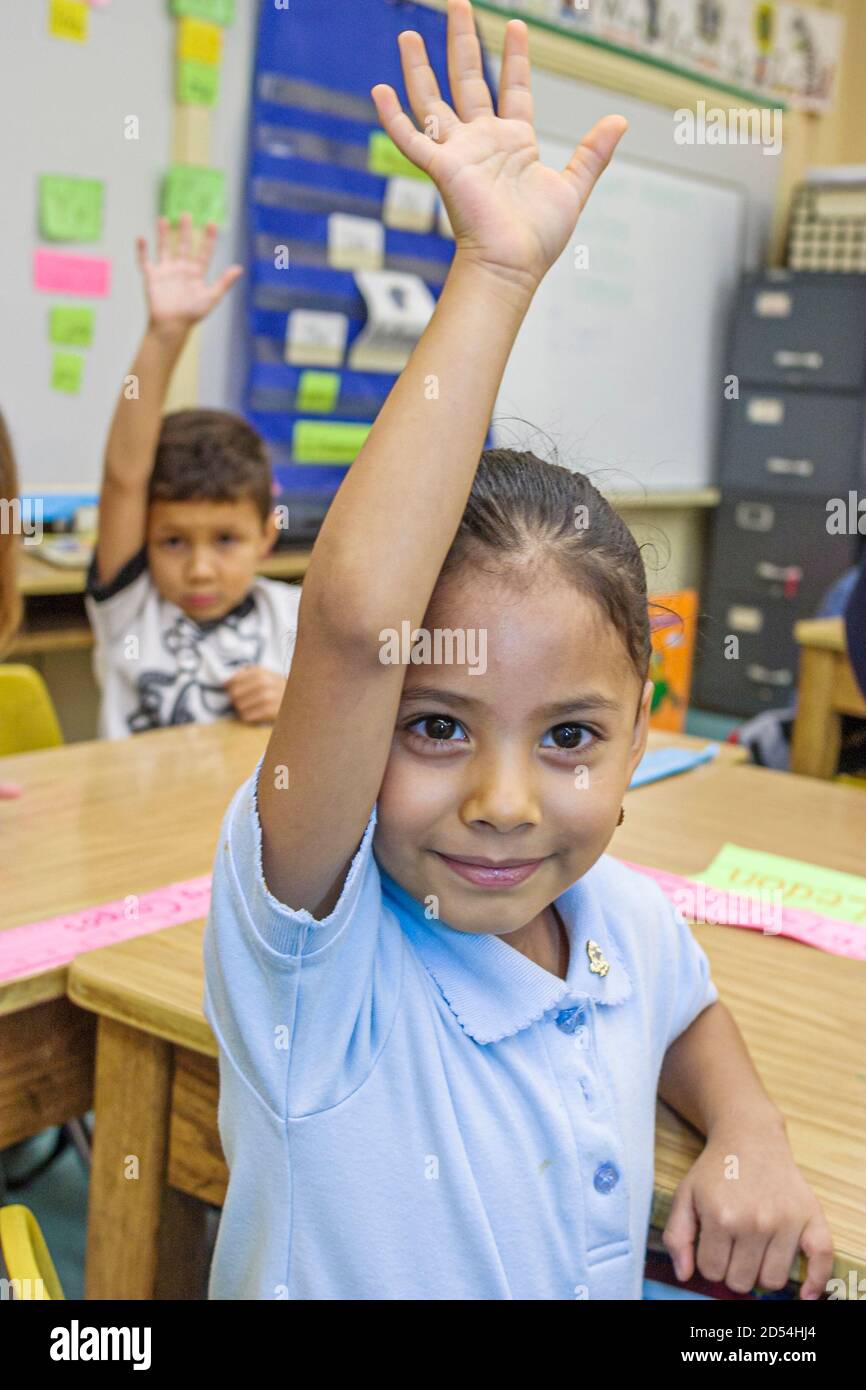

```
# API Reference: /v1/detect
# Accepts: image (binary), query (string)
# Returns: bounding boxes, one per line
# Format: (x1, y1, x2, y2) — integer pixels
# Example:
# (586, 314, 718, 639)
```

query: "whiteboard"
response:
(0, 5, 780, 495)
(0, 0, 174, 493)
(0, 0, 258, 496)
(498, 144, 744, 489)
(492, 63, 780, 491)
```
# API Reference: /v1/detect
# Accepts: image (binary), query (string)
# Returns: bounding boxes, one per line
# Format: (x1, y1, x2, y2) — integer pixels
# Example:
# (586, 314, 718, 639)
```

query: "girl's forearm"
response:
(302, 251, 536, 637)
(658, 1000, 786, 1139)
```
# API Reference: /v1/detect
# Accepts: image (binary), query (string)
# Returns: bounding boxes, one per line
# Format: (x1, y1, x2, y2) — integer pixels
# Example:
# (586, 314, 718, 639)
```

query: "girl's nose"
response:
(459, 759, 542, 834)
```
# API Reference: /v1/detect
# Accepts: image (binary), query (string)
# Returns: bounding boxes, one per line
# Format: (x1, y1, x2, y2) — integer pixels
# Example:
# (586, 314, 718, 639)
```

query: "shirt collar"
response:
(377, 861, 633, 1045)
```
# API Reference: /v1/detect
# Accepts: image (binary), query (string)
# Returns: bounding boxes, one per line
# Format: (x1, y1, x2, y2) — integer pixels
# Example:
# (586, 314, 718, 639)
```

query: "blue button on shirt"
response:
(203, 760, 719, 1300)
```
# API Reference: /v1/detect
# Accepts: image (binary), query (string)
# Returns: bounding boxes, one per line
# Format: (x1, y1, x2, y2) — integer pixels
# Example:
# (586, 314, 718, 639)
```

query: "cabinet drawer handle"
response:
(746, 664, 793, 686)
(755, 562, 802, 582)
(773, 350, 824, 370)
(766, 456, 814, 476)
(735, 502, 775, 531)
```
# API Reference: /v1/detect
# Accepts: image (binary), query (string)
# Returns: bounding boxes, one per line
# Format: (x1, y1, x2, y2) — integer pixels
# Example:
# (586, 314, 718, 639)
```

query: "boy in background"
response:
(87, 214, 300, 739)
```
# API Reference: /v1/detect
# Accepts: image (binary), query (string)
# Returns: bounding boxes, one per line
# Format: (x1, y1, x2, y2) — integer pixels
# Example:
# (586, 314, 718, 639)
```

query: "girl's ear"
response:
(626, 678, 654, 779)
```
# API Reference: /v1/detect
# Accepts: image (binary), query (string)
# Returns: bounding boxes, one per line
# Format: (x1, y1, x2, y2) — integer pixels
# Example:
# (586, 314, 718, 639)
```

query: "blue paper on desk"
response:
(21, 493, 98, 524)
(629, 743, 719, 789)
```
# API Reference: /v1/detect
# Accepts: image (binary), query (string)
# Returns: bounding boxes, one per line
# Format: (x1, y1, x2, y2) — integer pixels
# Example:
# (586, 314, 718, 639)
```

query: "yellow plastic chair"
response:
(0, 1204, 65, 1299)
(0, 664, 63, 756)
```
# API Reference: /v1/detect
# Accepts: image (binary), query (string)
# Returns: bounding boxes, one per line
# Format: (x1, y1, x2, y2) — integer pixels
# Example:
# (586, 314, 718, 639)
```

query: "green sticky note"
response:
(293, 421, 370, 464)
(171, 0, 235, 24)
(296, 371, 341, 414)
(51, 351, 85, 394)
(368, 132, 431, 183)
(49, 305, 95, 347)
(39, 174, 104, 243)
(695, 843, 866, 925)
(177, 58, 220, 106)
(161, 164, 225, 228)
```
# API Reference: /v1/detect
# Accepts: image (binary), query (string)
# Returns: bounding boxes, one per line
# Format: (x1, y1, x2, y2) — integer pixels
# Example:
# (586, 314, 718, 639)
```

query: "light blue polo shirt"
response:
(203, 759, 719, 1300)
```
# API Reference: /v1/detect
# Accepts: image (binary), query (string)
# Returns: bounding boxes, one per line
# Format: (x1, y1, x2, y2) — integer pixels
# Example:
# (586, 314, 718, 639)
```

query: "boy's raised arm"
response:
(257, 0, 627, 916)
(94, 215, 242, 589)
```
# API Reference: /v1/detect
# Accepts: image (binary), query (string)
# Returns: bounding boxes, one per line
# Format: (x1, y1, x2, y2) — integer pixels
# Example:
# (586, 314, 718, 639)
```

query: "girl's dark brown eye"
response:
(423, 717, 457, 740)
(405, 715, 468, 745)
(550, 723, 584, 749)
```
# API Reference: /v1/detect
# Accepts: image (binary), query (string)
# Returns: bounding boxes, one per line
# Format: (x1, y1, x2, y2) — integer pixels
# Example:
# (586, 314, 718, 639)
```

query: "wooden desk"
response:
(8, 546, 312, 658)
(791, 617, 866, 780)
(57, 736, 863, 1298)
(4, 723, 856, 1299)
(0, 725, 270, 1164)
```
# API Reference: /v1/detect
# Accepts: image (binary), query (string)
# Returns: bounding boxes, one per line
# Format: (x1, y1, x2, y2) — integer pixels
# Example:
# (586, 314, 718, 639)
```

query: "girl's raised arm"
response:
(258, 0, 626, 916)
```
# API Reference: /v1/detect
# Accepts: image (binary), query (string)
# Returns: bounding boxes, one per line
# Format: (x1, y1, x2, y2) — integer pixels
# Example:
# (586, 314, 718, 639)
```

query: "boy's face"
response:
(146, 496, 277, 622)
(373, 564, 653, 938)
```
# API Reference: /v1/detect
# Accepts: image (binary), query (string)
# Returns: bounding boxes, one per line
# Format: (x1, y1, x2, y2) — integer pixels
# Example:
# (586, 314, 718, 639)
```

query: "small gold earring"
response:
(617, 806, 625, 826)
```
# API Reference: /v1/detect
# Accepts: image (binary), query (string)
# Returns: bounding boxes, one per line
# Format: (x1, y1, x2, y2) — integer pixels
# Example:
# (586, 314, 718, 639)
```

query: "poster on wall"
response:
(648, 590, 699, 734)
(498, 0, 843, 111)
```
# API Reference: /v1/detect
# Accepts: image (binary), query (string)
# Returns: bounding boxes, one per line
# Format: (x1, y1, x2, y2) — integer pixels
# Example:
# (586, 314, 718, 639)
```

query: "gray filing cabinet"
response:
(693, 271, 866, 718)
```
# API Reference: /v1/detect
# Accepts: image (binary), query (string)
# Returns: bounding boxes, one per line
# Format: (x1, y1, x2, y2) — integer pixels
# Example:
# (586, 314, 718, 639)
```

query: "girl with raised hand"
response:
(204, 0, 832, 1301)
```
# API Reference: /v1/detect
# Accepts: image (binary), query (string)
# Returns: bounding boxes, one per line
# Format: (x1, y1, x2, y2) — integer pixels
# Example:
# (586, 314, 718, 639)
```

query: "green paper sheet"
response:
(177, 58, 220, 106)
(161, 165, 225, 228)
(368, 132, 431, 183)
(695, 844, 866, 925)
(296, 371, 341, 414)
(49, 305, 95, 347)
(39, 175, 104, 243)
(171, 0, 235, 25)
(51, 351, 84, 394)
(293, 421, 370, 464)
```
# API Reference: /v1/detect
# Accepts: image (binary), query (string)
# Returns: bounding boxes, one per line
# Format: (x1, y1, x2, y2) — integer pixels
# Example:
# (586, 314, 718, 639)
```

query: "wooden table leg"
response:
(791, 646, 842, 779)
(85, 1016, 205, 1300)
(0, 998, 95, 1148)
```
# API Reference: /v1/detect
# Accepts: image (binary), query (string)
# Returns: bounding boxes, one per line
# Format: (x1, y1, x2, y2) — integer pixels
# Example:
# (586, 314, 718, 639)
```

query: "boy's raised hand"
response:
(371, 0, 626, 298)
(137, 213, 243, 335)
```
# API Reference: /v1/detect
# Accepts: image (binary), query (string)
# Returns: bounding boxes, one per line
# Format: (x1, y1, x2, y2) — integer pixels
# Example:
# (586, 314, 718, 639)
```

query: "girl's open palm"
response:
(371, 0, 627, 293)
(137, 213, 243, 333)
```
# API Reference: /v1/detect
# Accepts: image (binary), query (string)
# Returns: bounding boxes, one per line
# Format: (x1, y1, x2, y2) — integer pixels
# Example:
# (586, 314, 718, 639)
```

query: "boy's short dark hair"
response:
(149, 409, 273, 523)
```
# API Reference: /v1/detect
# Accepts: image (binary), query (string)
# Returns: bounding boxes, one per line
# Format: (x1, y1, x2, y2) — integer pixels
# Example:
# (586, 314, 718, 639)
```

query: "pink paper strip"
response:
(5, 857, 863, 988)
(0, 877, 212, 984)
(34, 248, 111, 297)
(617, 859, 866, 961)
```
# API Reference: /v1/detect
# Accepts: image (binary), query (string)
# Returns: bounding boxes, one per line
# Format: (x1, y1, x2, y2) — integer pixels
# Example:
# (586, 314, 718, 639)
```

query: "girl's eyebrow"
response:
(401, 687, 622, 716)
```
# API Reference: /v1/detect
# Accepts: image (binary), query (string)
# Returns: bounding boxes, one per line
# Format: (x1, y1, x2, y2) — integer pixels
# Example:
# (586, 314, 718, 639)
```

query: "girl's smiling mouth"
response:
(433, 851, 548, 888)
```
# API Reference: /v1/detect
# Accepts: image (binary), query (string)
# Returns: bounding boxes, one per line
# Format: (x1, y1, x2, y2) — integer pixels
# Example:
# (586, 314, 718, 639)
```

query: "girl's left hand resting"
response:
(663, 1112, 834, 1300)
(225, 666, 287, 726)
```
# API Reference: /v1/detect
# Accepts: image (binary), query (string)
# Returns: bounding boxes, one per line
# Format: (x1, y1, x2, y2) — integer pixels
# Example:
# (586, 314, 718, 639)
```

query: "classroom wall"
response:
(12, 0, 866, 740)
(174, 5, 257, 417)
(768, 0, 866, 259)
(430, 0, 862, 601)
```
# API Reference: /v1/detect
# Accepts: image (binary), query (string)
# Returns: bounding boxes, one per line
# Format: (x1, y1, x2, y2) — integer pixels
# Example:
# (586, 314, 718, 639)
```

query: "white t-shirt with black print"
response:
(84, 547, 302, 740)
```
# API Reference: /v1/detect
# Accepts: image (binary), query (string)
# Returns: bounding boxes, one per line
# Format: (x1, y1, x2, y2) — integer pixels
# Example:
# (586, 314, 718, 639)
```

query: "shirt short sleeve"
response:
(84, 546, 152, 644)
(202, 757, 403, 1118)
(661, 900, 719, 1049)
